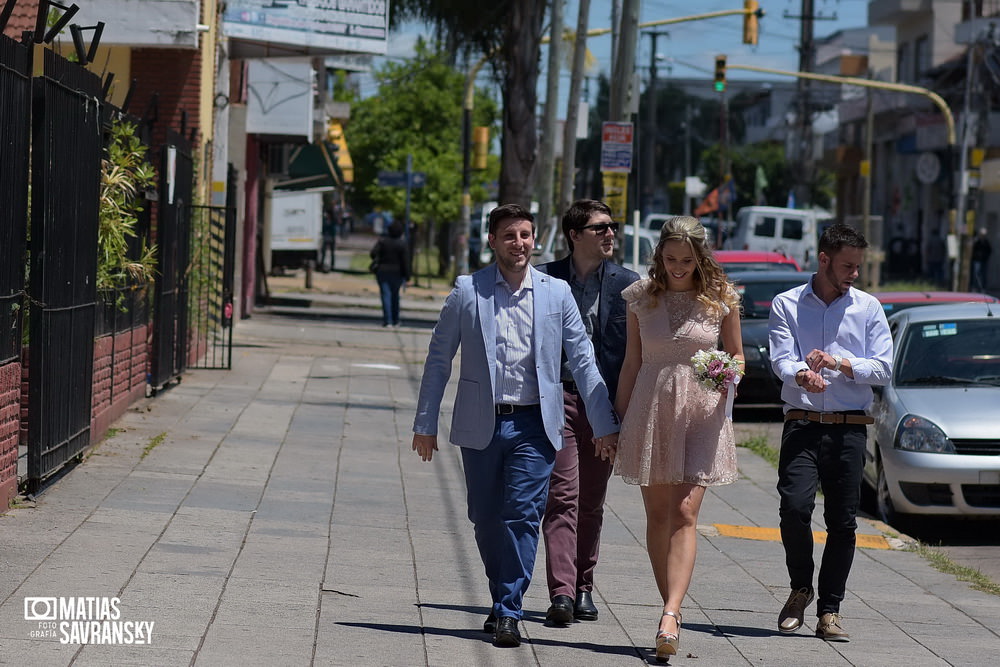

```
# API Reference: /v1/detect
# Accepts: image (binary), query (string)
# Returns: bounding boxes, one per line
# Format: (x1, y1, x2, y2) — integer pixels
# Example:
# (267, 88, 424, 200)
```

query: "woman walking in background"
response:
(370, 220, 411, 327)
(612, 216, 743, 661)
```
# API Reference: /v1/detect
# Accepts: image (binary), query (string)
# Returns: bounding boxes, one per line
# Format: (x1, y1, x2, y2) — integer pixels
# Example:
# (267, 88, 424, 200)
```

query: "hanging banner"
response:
(602, 172, 629, 223)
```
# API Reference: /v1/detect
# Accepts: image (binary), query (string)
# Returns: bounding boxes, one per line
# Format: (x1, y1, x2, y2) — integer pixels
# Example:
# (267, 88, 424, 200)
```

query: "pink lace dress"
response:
(614, 280, 739, 487)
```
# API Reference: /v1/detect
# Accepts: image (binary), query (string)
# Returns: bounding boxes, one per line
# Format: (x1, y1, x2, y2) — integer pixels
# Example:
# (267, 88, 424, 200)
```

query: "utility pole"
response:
(784, 0, 835, 208)
(643, 30, 669, 216)
(558, 0, 592, 217)
(610, 0, 640, 122)
(683, 104, 692, 215)
(536, 0, 563, 242)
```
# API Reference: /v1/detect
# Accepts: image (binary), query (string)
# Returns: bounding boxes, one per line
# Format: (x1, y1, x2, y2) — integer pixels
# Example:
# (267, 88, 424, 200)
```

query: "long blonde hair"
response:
(647, 216, 739, 318)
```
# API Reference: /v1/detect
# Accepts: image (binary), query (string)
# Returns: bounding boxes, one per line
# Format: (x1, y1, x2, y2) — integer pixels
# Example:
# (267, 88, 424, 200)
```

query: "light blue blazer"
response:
(413, 265, 619, 450)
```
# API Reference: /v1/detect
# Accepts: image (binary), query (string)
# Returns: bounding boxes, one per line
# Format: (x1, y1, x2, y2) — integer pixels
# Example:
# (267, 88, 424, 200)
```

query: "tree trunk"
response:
(498, 0, 546, 207)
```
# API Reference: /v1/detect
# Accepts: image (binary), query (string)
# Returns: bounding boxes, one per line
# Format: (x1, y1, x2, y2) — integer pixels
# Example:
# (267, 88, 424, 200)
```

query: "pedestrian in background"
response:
(613, 216, 743, 661)
(972, 227, 992, 293)
(768, 223, 893, 642)
(319, 205, 337, 273)
(411, 204, 620, 649)
(536, 200, 638, 626)
(369, 220, 410, 327)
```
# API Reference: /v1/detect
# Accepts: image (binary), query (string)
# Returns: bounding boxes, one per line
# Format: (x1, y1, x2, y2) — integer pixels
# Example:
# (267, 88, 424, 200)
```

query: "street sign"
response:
(377, 170, 426, 188)
(600, 121, 633, 173)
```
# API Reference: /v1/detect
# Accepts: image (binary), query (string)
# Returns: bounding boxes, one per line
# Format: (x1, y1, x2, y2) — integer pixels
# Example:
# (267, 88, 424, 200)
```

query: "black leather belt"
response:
(563, 380, 579, 394)
(785, 410, 874, 425)
(495, 404, 539, 415)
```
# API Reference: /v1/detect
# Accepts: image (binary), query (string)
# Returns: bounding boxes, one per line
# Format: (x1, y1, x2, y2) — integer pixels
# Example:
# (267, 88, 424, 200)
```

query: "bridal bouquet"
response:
(690, 349, 744, 393)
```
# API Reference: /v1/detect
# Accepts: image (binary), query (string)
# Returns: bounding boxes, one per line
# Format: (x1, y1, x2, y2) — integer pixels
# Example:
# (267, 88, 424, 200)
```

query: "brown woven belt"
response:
(784, 410, 874, 425)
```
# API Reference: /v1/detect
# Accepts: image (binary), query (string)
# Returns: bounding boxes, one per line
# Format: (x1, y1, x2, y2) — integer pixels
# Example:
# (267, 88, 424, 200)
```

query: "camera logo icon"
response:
(24, 597, 57, 621)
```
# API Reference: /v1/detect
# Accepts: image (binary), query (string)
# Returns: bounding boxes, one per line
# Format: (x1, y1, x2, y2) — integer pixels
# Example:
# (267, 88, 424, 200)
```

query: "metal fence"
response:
(0, 33, 31, 366)
(149, 131, 195, 391)
(186, 201, 237, 370)
(26, 49, 103, 489)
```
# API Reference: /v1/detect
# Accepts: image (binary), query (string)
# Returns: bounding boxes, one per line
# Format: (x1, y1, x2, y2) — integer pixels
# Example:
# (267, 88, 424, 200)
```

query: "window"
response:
(754, 216, 776, 238)
(781, 218, 804, 240)
(914, 35, 930, 80)
(896, 42, 910, 84)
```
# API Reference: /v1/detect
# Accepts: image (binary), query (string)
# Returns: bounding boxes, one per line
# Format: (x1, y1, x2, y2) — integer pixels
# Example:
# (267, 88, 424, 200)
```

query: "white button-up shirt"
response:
(494, 267, 539, 405)
(768, 277, 893, 412)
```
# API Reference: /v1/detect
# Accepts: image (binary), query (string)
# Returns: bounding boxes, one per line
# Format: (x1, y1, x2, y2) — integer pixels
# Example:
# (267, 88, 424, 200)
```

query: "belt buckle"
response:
(497, 404, 514, 415)
(818, 412, 839, 424)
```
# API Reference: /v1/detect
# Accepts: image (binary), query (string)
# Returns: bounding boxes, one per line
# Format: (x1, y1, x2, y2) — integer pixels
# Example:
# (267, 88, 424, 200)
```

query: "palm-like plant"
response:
(98, 120, 157, 292)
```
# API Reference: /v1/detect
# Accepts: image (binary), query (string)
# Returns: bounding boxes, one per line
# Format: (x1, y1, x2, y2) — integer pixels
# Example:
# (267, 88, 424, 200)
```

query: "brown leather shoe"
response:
(816, 613, 850, 642)
(778, 587, 814, 633)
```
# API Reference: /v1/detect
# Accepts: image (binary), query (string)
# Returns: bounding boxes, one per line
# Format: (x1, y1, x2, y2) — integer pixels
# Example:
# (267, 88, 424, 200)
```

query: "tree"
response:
(345, 40, 499, 270)
(390, 0, 545, 207)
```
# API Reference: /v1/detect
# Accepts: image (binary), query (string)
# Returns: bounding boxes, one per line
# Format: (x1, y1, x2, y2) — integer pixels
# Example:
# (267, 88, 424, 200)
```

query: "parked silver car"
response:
(864, 302, 1000, 524)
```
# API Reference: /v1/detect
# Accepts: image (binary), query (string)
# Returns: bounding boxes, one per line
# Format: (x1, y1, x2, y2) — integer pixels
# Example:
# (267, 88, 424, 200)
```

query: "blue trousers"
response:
(461, 408, 555, 620)
(376, 273, 404, 325)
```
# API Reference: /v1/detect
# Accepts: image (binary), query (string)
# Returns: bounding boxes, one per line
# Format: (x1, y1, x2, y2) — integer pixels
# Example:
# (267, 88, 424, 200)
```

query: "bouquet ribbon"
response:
(725, 375, 740, 420)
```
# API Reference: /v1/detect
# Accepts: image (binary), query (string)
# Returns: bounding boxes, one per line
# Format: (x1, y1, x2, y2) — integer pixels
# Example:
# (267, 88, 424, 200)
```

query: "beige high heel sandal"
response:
(655, 610, 682, 662)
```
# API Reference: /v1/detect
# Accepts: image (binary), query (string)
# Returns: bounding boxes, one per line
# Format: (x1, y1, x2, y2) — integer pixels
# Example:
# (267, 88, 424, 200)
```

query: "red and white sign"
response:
(601, 121, 634, 173)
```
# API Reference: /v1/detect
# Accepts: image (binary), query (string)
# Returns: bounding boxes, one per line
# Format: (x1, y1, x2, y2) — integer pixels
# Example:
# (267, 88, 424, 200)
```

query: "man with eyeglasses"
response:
(536, 199, 639, 625)
(412, 203, 620, 648)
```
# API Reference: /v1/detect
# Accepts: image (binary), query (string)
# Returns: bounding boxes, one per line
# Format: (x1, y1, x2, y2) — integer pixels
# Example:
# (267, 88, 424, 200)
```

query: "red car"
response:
(715, 250, 801, 273)
(875, 291, 1000, 315)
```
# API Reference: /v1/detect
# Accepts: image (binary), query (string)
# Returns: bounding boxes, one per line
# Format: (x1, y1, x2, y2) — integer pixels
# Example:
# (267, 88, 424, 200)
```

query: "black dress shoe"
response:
(546, 595, 575, 625)
(483, 611, 497, 634)
(574, 590, 599, 621)
(493, 616, 521, 647)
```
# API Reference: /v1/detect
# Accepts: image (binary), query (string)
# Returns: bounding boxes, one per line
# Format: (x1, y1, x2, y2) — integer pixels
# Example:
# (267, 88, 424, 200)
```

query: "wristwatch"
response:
(832, 355, 843, 372)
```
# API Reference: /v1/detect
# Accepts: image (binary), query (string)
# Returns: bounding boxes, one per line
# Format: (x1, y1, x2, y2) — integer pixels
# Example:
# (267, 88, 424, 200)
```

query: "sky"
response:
(371, 0, 873, 104)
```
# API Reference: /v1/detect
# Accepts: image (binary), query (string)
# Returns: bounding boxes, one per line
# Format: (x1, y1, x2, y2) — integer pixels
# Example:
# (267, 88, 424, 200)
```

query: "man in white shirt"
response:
(768, 223, 893, 642)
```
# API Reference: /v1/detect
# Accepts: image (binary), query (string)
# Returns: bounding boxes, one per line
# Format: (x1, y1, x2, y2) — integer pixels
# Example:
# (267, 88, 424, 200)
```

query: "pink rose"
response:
(707, 359, 724, 375)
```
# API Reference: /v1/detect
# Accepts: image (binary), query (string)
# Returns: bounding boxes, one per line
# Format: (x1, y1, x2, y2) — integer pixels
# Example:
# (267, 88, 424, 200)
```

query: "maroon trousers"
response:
(542, 390, 613, 600)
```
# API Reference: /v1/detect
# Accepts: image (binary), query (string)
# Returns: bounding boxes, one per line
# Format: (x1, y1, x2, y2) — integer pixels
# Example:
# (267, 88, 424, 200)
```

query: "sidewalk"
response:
(1, 311, 999, 666)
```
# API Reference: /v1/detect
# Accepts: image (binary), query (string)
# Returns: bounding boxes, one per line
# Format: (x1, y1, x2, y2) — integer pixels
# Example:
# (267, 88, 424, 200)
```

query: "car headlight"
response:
(743, 345, 763, 362)
(895, 415, 956, 453)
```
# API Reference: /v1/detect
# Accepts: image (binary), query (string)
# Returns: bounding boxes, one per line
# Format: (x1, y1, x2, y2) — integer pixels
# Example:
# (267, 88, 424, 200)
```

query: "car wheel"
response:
(876, 458, 898, 526)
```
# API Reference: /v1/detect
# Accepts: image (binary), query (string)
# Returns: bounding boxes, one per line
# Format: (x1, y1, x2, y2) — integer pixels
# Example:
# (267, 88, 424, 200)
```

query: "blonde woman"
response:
(611, 216, 743, 661)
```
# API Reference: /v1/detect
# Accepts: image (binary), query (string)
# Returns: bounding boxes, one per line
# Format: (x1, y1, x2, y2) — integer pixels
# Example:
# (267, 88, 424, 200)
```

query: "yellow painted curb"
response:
(712, 523, 892, 550)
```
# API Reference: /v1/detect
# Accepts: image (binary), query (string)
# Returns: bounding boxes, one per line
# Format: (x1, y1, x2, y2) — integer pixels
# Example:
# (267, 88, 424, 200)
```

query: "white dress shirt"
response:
(768, 277, 893, 412)
(494, 267, 539, 405)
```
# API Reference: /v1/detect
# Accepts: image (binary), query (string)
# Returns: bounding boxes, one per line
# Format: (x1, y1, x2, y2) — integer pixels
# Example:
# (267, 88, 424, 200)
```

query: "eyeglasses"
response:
(579, 222, 620, 235)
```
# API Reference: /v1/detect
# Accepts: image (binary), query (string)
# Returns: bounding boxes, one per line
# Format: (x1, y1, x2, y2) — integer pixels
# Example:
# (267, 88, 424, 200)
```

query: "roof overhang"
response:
(223, 0, 387, 59)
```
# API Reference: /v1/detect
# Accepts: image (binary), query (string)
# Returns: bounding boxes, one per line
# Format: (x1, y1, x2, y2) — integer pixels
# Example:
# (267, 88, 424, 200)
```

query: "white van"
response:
(726, 206, 830, 271)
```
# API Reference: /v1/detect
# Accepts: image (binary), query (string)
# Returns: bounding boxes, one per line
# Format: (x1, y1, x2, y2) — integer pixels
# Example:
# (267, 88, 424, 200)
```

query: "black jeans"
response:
(777, 418, 866, 616)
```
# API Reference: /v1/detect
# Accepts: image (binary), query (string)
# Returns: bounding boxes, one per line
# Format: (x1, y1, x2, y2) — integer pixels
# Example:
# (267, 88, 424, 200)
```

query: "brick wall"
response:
(0, 362, 20, 508)
(129, 48, 202, 151)
(91, 324, 149, 442)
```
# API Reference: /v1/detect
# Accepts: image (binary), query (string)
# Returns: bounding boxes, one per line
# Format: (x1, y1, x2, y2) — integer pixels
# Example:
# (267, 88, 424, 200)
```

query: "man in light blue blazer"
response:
(412, 204, 620, 648)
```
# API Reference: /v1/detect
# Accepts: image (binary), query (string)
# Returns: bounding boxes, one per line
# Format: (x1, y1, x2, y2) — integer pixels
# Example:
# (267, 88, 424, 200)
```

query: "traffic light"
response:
(714, 55, 726, 92)
(743, 0, 761, 46)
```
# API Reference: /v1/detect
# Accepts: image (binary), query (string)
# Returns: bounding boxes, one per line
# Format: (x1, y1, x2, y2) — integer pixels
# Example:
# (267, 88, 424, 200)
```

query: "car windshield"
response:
(736, 279, 808, 319)
(895, 319, 1000, 386)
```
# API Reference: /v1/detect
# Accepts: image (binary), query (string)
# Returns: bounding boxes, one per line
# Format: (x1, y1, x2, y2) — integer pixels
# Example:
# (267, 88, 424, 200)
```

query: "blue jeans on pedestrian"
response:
(461, 407, 555, 619)
(376, 273, 404, 326)
(777, 417, 866, 616)
(972, 260, 988, 293)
